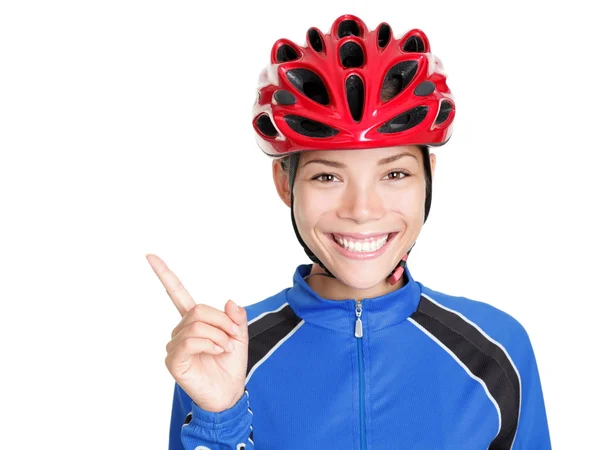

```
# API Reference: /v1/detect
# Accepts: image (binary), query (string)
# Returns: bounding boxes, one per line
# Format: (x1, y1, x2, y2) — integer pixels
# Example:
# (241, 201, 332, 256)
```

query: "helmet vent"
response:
(286, 69, 330, 105)
(256, 114, 279, 137)
(284, 115, 339, 138)
(403, 36, 425, 53)
(346, 75, 364, 122)
(276, 44, 300, 63)
(380, 60, 419, 102)
(307, 28, 324, 52)
(377, 24, 391, 48)
(377, 106, 429, 133)
(274, 89, 297, 105)
(339, 42, 364, 68)
(414, 81, 435, 96)
(435, 100, 453, 124)
(338, 20, 361, 38)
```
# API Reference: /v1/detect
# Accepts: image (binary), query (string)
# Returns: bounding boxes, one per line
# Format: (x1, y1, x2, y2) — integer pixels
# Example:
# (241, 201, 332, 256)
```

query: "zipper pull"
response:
(354, 300, 363, 338)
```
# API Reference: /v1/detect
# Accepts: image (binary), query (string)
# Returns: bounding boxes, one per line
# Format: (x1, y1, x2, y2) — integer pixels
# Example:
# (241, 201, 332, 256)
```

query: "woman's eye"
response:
(384, 170, 409, 180)
(312, 173, 338, 183)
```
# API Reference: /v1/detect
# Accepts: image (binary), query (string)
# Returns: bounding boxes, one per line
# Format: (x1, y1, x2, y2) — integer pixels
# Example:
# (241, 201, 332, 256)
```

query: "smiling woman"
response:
(166, 13, 552, 450)
(274, 145, 433, 298)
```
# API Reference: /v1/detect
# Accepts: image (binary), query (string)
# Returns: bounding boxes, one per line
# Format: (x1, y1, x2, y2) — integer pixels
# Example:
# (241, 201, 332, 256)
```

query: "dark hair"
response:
(279, 154, 294, 175)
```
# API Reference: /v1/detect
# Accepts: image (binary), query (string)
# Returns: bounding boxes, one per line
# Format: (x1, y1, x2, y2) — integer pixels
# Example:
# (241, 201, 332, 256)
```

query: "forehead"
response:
(298, 145, 422, 165)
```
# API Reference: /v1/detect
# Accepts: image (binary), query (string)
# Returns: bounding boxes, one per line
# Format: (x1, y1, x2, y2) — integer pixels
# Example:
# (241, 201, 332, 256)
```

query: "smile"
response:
(326, 232, 399, 260)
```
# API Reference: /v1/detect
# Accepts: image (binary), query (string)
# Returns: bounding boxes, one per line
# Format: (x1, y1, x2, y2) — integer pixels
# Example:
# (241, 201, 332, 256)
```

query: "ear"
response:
(272, 159, 292, 208)
(429, 152, 436, 179)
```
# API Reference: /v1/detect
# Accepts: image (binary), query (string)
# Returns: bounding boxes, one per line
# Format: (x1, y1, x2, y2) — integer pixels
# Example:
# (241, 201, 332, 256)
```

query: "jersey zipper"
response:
(354, 299, 367, 450)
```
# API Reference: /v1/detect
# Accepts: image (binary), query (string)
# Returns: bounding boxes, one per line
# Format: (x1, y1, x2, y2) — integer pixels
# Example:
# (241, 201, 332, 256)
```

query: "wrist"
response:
(189, 389, 250, 428)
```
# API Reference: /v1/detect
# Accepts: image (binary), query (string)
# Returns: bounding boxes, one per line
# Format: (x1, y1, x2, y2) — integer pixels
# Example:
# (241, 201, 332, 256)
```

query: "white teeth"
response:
(333, 234, 390, 253)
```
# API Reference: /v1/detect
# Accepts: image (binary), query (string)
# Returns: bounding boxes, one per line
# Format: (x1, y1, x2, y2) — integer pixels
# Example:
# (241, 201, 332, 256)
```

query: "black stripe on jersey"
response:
(411, 295, 520, 450)
(247, 303, 303, 377)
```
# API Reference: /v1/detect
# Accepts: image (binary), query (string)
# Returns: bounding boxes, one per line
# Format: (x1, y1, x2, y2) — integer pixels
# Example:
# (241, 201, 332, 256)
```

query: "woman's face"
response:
(273, 145, 435, 290)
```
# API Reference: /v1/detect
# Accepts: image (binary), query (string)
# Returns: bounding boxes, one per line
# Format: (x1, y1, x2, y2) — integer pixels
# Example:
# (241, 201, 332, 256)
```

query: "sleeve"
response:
(168, 382, 255, 450)
(511, 327, 552, 449)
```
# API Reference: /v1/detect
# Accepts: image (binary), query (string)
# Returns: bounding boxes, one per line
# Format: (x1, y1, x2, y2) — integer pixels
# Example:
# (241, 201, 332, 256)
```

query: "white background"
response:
(1, 0, 598, 448)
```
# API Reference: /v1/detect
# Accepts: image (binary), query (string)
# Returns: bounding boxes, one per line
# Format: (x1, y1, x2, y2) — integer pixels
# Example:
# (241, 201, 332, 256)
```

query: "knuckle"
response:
(181, 338, 194, 352)
(191, 321, 206, 335)
(193, 303, 206, 315)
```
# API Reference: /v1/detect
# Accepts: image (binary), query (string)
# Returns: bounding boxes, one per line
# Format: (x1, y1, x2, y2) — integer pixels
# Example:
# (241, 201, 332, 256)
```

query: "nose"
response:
(337, 180, 385, 224)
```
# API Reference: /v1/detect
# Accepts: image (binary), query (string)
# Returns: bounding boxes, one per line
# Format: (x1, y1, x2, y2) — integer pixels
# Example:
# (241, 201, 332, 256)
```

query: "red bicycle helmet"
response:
(252, 14, 455, 157)
(252, 14, 456, 286)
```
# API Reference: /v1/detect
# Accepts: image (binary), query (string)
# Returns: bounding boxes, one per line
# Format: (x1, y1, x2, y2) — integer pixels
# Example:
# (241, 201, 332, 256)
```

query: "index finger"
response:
(146, 254, 196, 317)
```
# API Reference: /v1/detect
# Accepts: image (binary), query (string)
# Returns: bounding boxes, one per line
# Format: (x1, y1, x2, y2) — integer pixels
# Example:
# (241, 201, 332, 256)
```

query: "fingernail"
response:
(232, 323, 241, 336)
(214, 345, 225, 353)
(232, 300, 239, 311)
(227, 340, 235, 352)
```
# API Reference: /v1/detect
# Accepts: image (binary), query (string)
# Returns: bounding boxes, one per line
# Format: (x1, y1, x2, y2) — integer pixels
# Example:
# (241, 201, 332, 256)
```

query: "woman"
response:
(152, 14, 551, 449)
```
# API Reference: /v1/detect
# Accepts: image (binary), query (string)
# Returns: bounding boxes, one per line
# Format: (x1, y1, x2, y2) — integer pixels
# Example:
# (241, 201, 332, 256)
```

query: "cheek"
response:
(293, 185, 336, 229)
(382, 182, 425, 216)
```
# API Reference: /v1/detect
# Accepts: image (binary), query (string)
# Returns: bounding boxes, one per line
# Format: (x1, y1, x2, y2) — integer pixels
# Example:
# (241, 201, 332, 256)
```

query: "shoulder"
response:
(241, 287, 291, 323)
(415, 282, 536, 365)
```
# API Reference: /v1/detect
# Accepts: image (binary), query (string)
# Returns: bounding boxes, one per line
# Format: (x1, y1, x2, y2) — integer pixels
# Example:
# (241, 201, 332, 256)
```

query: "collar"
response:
(286, 263, 422, 335)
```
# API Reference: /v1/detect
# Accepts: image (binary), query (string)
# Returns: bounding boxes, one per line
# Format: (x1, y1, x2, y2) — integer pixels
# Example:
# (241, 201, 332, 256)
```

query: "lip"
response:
(331, 231, 390, 240)
(326, 232, 399, 260)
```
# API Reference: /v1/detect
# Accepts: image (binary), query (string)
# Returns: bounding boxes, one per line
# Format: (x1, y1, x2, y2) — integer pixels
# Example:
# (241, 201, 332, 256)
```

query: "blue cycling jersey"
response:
(168, 263, 551, 449)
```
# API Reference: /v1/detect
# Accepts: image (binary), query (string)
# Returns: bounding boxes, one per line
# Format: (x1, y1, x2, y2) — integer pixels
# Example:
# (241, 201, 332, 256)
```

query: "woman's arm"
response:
(170, 383, 255, 450)
(511, 329, 552, 449)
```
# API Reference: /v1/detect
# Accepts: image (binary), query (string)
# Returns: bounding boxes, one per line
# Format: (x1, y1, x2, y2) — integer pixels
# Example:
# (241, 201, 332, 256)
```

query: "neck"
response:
(305, 263, 406, 301)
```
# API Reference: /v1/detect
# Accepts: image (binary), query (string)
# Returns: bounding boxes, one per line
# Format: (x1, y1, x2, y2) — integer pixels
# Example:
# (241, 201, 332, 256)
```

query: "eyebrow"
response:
(300, 152, 418, 169)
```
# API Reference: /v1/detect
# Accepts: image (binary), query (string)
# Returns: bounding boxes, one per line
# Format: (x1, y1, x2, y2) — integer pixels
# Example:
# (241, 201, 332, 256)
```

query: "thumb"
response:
(225, 300, 248, 337)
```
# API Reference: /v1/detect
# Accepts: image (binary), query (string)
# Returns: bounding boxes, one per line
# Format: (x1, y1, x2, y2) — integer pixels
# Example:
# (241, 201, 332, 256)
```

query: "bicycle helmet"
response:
(252, 14, 455, 285)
